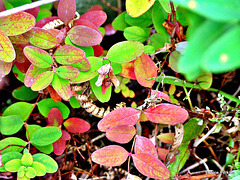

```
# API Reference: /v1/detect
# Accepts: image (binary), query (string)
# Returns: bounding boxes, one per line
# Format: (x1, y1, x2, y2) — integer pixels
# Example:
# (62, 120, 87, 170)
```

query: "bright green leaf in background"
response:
(12, 85, 39, 101)
(0, 115, 23, 135)
(112, 11, 129, 31)
(124, 26, 149, 43)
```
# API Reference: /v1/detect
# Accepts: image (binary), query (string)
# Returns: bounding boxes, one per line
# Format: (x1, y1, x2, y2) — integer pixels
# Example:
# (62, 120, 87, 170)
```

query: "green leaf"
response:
(0, 137, 27, 155)
(12, 65, 25, 83)
(106, 41, 144, 64)
(202, 25, 240, 73)
(197, 72, 212, 90)
(159, 0, 177, 13)
(37, 98, 70, 119)
(23, 46, 53, 68)
(31, 71, 54, 91)
(52, 74, 71, 100)
(25, 167, 36, 178)
(31, 126, 62, 146)
(0, 29, 15, 62)
(32, 153, 58, 173)
(34, 144, 53, 154)
(0, 152, 22, 172)
(0, 115, 23, 135)
(112, 11, 129, 31)
(150, 33, 169, 49)
(36, 9, 52, 21)
(169, 51, 181, 72)
(0, 12, 35, 36)
(125, 9, 153, 28)
(31, 162, 46, 176)
(69, 96, 81, 108)
(12, 85, 39, 101)
(21, 153, 33, 166)
(5, 159, 22, 172)
(171, 0, 240, 22)
(124, 26, 149, 43)
(3, 102, 34, 121)
(55, 66, 79, 79)
(90, 76, 112, 103)
(111, 62, 122, 75)
(17, 166, 25, 177)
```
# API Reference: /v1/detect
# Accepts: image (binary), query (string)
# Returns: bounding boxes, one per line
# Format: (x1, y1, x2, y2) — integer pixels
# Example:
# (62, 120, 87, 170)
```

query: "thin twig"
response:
(179, 158, 208, 174)
(170, 1, 176, 51)
(0, 0, 59, 17)
(99, 0, 122, 14)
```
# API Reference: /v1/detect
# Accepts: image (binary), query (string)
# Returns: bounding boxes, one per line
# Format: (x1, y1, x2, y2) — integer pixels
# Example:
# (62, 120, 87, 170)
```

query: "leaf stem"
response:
(170, 1, 177, 51)
(182, 84, 194, 110)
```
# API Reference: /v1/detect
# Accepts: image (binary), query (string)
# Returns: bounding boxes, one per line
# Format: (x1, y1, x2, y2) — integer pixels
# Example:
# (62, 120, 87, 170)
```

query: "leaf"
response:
(21, 153, 33, 166)
(47, 108, 63, 127)
(57, 0, 76, 24)
(0, 152, 22, 172)
(12, 85, 39, 101)
(32, 153, 58, 173)
(64, 118, 91, 133)
(0, 29, 15, 62)
(134, 53, 157, 87)
(23, 27, 58, 49)
(126, 0, 156, 18)
(31, 126, 62, 146)
(54, 45, 86, 65)
(5, 159, 22, 172)
(23, 46, 53, 68)
(0, 61, 12, 78)
(150, 33, 169, 49)
(80, 10, 107, 27)
(73, 19, 102, 34)
(124, 26, 149, 43)
(68, 25, 103, 47)
(98, 108, 141, 132)
(0, 137, 27, 155)
(69, 96, 81, 108)
(150, 90, 171, 102)
(31, 162, 46, 176)
(197, 72, 212, 90)
(159, 0, 177, 13)
(143, 103, 189, 125)
(157, 133, 174, 143)
(125, 10, 153, 28)
(52, 74, 71, 100)
(91, 145, 129, 166)
(112, 11, 129, 31)
(31, 71, 54, 91)
(119, 61, 137, 80)
(106, 125, 136, 144)
(55, 66, 79, 79)
(106, 41, 144, 64)
(0, 115, 23, 135)
(202, 25, 240, 73)
(52, 139, 66, 155)
(3, 102, 34, 121)
(169, 51, 181, 72)
(131, 153, 170, 179)
(0, 12, 35, 36)
(157, 147, 176, 162)
(37, 98, 70, 119)
(134, 135, 158, 158)
(171, 0, 240, 22)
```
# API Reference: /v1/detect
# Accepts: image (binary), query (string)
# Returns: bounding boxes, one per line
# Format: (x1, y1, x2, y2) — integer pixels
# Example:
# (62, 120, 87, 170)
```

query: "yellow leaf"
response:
(126, 0, 156, 17)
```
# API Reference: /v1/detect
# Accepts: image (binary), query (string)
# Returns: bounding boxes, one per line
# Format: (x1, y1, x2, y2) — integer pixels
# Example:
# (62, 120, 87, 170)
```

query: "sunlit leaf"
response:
(0, 29, 15, 63)
(54, 45, 86, 65)
(91, 145, 129, 166)
(0, 115, 23, 135)
(143, 103, 188, 125)
(106, 41, 144, 64)
(57, 0, 76, 24)
(23, 27, 58, 49)
(0, 61, 12, 78)
(124, 26, 149, 43)
(68, 25, 103, 47)
(5, 159, 22, 172)
(132, 153, 170, 179)
(32, 153, 58, 173)
(106, 125, 136, 144)
(9, 34, 28, 44)
(64, 117, 91, 133)
(98, 108, 141, 132)
(126, 0, 156, 18)
(80, 10, 107, 27)
(0, 152, 22, 172)
(134, 135, 158, 158)
(31, 71, 54, 91)
(134, 53, 157, 87)
(112, 11, 129, 31)
(157, 133, 174, 143)
(0, 12, 35, 36)
(55, 66, 79, 79)
(52, 74, 71, 100)
(31, 162, 46, 176)
(47, 108, 63, 127)
(0, 137, 27, 155)
(24, 46, 53, 68)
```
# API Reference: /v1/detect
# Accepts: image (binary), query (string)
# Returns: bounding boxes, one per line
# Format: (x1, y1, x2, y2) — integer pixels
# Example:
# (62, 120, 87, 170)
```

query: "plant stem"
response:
(170, 1, 176, 51)
(182, 85, 194, 110)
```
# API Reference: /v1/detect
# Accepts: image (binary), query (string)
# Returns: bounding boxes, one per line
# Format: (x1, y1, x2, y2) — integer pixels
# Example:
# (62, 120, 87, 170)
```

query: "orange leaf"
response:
(132, 153, 170, 179)
(119, 60, 137, 80)
(64, 118, 90, 133)
(157, 133, 174, 144)
(91, 145, 129, 166)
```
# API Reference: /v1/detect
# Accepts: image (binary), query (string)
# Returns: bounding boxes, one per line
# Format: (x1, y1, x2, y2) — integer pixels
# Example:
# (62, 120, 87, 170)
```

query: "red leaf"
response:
(157, 133, 174, 144)
(68, 25, 103, 47)
(104, 24, 117, 36)
(47, 108, 63, 127)
(132, 153, 170, 179)
(91, 145, 129, 166)
(35, 16, 59, 28)
(150, 90, 171, 103)
(92, 45, 103, 57)
(48, 29, 65, 44)
(157, 148, 176, 163)
(25, 6, 39, 18)
(73, 19, 101, 34)
(80, 10, 107, 27)
(143, 103, 189, 125)
(134, 53, 157, 88)
(106, 125, 136, 144)
(57, 0, 76, 25)
(64, 118, 90, 133)
(14, 59, 31, 73)
(60, 130, 71, 141)
(48, 86, 62, 102)
(53, 139, 66, 155)
(98, 108, 141, 132)
(87, 5, 103, 12)
(134, 135, 158, 158)
(119, 60, 137, 80)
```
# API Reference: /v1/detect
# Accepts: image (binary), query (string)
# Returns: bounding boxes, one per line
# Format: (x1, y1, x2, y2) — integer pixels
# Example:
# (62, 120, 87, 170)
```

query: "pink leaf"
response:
(134, 135, 158, 158)
(98, 108, 141, 132)
(73, 19, 101, 34)
(104, 24, 117, 36)
(35, 16, 59, 28)
(157, 133, 174, 144)
(64, 118, 90, 133)
(57, 0, 76, 25)
(53, 139, 66, 155)
(134, 53, 157, 88)
(106, 125, 136, 144)
(87, 5, 103, 12)
(150, 90, 171, 103)
(60, 130, 71, 141)
(143, 103, 189, 125)
(47, 108, 63, 127)
(91, 145, 129, 166)
(80, 10, 107, 27)
(132, 153, 170, 179)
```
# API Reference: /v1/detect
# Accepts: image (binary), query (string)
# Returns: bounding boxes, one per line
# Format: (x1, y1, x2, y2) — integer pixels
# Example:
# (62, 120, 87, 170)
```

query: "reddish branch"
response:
(170, 1, 177, 51)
